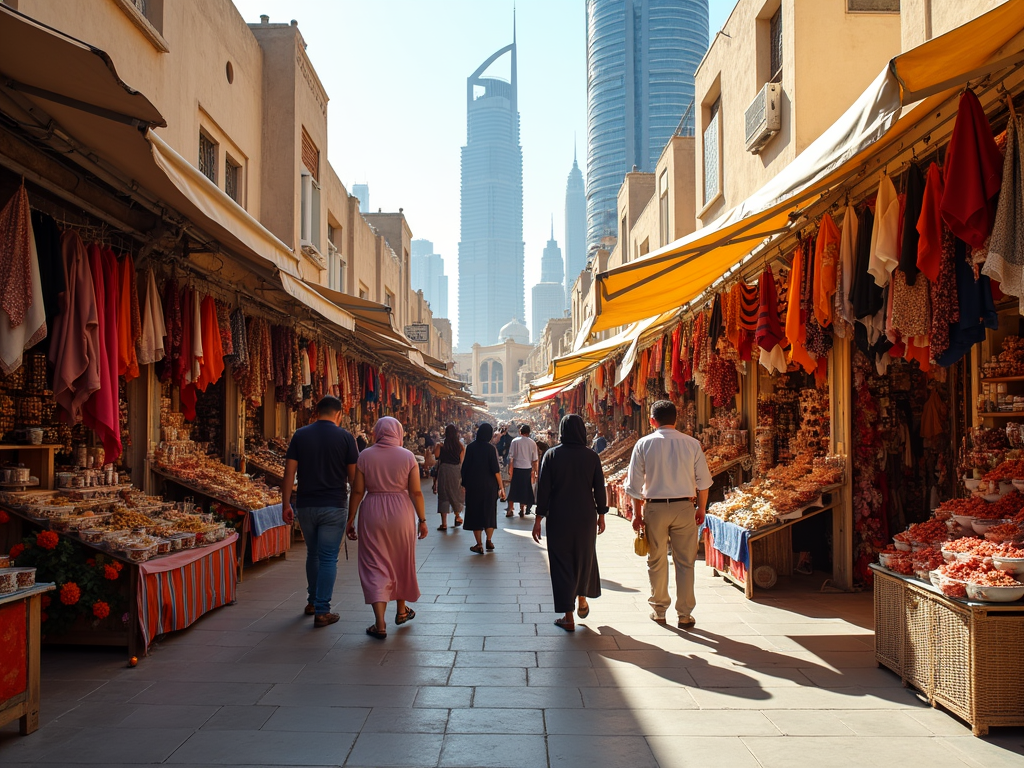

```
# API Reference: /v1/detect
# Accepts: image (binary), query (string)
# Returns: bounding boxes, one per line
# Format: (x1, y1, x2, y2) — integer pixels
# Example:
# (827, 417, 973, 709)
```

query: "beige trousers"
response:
(644, 499, 698, 620)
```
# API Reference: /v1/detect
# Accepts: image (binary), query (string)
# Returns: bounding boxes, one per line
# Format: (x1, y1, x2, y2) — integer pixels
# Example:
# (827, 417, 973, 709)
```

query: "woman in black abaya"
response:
(532, 413, 607, 631)
(461, 422, 506, 554)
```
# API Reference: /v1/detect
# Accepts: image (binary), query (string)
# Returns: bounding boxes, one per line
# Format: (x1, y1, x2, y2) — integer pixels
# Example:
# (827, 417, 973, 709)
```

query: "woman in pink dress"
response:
(346, 416, 427, 639)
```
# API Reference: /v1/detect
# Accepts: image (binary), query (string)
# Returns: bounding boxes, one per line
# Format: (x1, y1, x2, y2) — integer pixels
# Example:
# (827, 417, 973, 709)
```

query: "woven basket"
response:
(973, 611, 1024, 727)
(904, 586, 936, 697)
(873, 571, 905, 675)
(929, 593, 972, 722)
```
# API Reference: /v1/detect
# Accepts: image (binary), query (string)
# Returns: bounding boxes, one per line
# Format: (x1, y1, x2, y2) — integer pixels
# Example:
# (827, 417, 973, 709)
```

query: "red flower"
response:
(113, 561, 123, 572)
(0, 510, 8, 524)
(92, 601, 110, 620)
(9, 543, 25, 560)
(103, 565, 119, 581)
(36, 531, 59, 550)
(41, 595, 51, 609)
(59, 582, 81, 606)
(86, 558, 96, 567)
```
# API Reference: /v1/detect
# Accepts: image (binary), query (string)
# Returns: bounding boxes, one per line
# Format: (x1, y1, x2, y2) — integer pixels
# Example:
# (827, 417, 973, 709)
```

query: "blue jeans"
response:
(296, 506, 348, 615)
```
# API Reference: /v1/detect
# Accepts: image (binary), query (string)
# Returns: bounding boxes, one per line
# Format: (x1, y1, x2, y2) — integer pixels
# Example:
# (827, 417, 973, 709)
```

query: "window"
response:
(326, 224, 344, 292)
(703, 97, 721, 206)
(659, 170, 670, 247)
(621, 214, 628, 262)
(480, 363, 490, 395)
(492, 361, 503, 394)
(639, 238, 650, 258)
(300, 171, 322, 253)
(113, 0, 167, 51)
(359, 284, 369, 300)
(847, 0, 899, 11)
(224, 155, 241, 204)
(198, 131, 217, 184)
(384, 290, 395, 309)
(301, 128, 319, 182)
(769, 7, 783, 83)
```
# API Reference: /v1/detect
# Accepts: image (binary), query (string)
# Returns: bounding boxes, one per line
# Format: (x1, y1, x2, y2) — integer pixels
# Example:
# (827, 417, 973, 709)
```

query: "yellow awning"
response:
(592, 2, 1024, 333)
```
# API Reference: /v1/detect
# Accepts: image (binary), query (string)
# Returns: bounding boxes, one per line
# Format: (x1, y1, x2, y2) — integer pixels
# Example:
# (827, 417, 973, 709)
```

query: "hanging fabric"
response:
(138, 268, 166, 365)
(116, 253, 140, 382)
(81, 246, 122, 462)
(0, 186, 46, 374)
(51, 231, 100, 423)
(982, 107, 1024, 313)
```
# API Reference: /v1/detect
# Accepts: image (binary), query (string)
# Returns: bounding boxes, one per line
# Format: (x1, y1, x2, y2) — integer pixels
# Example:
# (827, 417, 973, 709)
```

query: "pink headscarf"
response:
(373, 416, 404, 447)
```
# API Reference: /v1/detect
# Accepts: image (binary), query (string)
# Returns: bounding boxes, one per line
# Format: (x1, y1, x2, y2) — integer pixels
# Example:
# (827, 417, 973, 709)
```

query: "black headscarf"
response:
(559, 414, 588, 446)
(439, 424, 462, 464)
(475, 422, 494, 443)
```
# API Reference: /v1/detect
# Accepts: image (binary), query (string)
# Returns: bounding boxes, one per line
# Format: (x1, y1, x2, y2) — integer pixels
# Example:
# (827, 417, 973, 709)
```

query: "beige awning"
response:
(277, 272, 355, 332)
(592, 2, 1024, 333)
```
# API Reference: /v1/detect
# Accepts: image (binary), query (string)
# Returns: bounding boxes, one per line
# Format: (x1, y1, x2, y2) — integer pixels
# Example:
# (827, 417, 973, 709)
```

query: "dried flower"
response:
(92, 601, 110, 620)
(36, 530, 59, 550)
(59, 582, 81, 606)
(9, 543, 25, 560)
(103, 564, 119, 581)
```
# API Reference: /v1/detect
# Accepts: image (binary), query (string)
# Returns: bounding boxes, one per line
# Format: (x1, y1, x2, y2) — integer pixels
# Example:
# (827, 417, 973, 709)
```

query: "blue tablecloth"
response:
(701, 514, 751, 568)
(249, 504, 286, 536)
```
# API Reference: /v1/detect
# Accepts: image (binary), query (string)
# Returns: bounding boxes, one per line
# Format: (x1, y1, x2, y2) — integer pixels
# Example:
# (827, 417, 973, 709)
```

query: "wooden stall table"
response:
(871, 565, 1024, 736)
(0, 583, 54, 735)
(702, 488, 840, 598)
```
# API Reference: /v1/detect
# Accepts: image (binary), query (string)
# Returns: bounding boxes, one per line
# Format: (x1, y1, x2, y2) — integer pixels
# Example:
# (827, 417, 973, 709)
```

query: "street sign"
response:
(405, 323, 430, 343)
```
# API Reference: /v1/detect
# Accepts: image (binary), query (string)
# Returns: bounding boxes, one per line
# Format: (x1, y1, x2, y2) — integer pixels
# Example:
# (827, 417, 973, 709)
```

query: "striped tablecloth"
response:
(243, 504, 289, 563)
(136, 534, 238, 651)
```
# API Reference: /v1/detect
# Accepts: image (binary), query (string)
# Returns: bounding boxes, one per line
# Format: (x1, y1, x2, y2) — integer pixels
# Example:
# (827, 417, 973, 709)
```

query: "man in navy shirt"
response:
(283, 396, 360, 627)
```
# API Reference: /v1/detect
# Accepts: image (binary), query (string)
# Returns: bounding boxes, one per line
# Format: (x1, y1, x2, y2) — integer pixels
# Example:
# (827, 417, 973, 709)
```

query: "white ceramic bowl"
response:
(992, 556, 1024, 578)
(940, 548, 957, 562)
(965, 583, 1024, 603)
(973, 518, 1011, 535)
(982, 493, 1003, 503)
(929, 570, 943, 588)
(878, 552, 893, 568)
(910, 541, 931, 552)
(893, 539, 911, 552)
(952, 514, 976, 529)
(964, 477, 982, 492)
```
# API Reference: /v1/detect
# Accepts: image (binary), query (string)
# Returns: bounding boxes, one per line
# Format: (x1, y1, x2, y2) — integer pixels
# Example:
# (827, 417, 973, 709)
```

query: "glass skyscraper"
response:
(410, 238, 449, 319)
(564, 149, 586, 309)
(532, 222, 566, 344)
(585, 0, 709, 250)
(457, 33, 524, 351)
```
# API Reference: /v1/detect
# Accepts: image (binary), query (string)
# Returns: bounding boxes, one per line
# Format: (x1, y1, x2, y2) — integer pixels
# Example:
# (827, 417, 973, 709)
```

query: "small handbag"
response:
(633, 529, 648, 557)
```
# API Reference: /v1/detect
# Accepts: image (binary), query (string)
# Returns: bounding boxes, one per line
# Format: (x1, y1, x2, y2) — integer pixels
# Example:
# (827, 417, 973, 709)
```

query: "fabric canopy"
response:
(543, 312, 668, 387)
(277, 272, 355, 332)
(592, 2, 1024, 333)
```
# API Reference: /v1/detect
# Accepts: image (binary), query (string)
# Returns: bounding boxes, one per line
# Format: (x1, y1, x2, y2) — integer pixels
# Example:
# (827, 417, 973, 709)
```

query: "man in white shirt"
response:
(624, 400, 712, 629)
(506, 424, 540, 517)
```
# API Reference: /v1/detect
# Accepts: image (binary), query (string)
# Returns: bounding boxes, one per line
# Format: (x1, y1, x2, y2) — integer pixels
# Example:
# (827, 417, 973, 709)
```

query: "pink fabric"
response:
(82, 247, 122, 463)
(355, 417, 420, 604)
(51, 231, 100, 424)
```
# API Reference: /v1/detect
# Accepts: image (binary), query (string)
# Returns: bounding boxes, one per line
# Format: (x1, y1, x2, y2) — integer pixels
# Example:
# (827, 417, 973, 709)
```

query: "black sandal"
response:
(485, 540, 495, 551)
(470, 544, 484, 554)
(454, 517, 463, 527)
(395, 609, 416, 625)
(366, 625, 387, 640)
(554, 617, 575, 632)
(437, 525, 447, 531)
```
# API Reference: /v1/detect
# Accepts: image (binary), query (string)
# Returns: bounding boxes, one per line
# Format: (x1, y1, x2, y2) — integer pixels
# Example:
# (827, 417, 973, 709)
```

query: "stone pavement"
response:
(2, 489, 1023, 767)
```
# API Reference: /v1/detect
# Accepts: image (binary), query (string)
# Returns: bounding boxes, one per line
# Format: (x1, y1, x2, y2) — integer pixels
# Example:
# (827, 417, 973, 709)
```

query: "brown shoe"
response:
(314, 612, 340, 628)
(304, 603, 316, 616)
(677, 615, 696, 629)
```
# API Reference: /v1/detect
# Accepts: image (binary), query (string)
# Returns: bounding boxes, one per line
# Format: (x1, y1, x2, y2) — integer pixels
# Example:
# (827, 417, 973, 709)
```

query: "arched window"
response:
(479, 362, 490, 395)
(492, 361, 503, 394)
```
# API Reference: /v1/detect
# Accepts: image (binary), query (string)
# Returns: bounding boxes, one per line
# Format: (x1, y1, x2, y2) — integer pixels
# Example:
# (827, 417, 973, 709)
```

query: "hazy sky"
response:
(231, 0, 737, 344)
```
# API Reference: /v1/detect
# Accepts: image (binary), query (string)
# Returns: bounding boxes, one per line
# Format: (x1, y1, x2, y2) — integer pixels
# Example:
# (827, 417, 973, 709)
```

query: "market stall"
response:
(0, 581, 54, 736)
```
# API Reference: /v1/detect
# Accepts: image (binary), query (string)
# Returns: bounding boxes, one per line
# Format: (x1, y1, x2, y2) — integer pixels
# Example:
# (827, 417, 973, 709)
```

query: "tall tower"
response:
(352, 183, 370, 214)
(585, 0, 709, 250)
(410, 239, 449, 319)
(564, 146, 586, 309)
(531, 219, 566, 344)
(457, 21, 524, 351)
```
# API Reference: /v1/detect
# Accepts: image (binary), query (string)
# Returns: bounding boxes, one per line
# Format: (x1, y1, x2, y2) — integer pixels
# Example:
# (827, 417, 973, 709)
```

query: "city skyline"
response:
(532, 220, 566, 344)
(564, 148, 587, 309)
(230, 1, 736, 342)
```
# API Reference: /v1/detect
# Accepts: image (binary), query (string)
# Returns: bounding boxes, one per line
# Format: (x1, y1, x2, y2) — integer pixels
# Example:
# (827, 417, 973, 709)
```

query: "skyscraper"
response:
(585, 0, 709, 249)
(457, 27, 524, 351)
(410, 238, 449, 319)
(531, 221, 566, 344)
(564, 148, 586, 308)
(352, 183, 370, 214)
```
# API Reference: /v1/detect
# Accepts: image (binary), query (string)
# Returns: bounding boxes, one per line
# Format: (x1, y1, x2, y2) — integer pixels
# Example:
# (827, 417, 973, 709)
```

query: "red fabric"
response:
(116, 254, 140, 382)
(0, 186, 32, 327)
(940, 89, 1003, 249)
(0, 601, 27, 700)
(82, 246, 122, 463)
(917, 162, 945, 282)
(178, 287, 197, 420)
(196, 295, 224, 392)
(755, 266, 784, 351)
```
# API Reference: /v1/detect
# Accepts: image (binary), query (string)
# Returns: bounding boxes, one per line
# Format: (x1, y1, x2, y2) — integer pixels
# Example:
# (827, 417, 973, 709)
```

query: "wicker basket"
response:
(873, 572, 905, 675)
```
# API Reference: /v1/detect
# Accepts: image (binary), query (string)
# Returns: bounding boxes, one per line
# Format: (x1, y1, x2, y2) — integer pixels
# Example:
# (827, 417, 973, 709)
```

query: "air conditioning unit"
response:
(744, 82, 781, 154)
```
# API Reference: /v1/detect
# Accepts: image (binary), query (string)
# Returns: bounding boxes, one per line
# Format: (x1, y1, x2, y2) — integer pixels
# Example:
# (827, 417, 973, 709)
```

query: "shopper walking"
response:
(461, 422, 506, 554)
(506, 424, 539, 517)
(625, 399, 712, 629)
(434, 424, 465, 531)
(345, 416, 427, 640)
(532, 414, 607, 632)
(282, 395, 360, 628)
(496, 425, 513, 470)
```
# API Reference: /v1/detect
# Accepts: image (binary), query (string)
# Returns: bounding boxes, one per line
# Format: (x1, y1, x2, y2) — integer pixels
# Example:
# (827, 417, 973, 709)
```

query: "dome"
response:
(498, 318, 530, 344)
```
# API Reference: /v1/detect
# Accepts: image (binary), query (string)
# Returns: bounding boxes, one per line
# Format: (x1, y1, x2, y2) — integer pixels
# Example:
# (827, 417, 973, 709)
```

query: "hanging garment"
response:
(889, 269, 931, 342)
(936, 237, 998, 367)
(851, 207, 883, 334)
(900, 163, 926, 284)
(834, 205, 858, 337)
(785, 245, 816, 373)
(226, 307, 247, 367)
(708, 293, 724, 351)
(31, 211, 64, 331)
(868, 175, 901, 286)
(941, 89, 1004, 249)
(982, 113, 1024, 312)
(178, 286, 197, 419)
(50, 231, 100, 423)
(137, 268, 166, 365)
(81, 247, 122, 462)
(929, 229, 960, 364)
(755, 265, 784, 352)
(161, 278, 181, 381)
(196, 295, 224, 391)
(917, 162, 945, 281)
(0, 186, 46, 374)
(813, 213, 840, 327)
(215, 300, 233, 358)
(116, 254, 140, 382)
(920, 389, 948, 439)
(301, 349, 311, 387)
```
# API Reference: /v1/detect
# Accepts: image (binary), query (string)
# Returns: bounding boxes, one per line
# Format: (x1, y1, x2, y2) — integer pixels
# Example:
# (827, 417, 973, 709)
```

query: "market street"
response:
(1, 492, 1020, 768)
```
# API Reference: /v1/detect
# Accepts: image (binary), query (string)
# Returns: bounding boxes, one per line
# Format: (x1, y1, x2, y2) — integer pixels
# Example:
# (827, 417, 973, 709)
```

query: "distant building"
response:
(531, 222, 565, 344)
(456, 319, 532, 413)
(410, 238, 449, 319)
(352, 183, 369, 214)
(585, 0, 709, 249)
(457, 28, 525, 351)
(564, 148, 586, 309)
